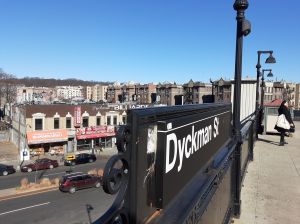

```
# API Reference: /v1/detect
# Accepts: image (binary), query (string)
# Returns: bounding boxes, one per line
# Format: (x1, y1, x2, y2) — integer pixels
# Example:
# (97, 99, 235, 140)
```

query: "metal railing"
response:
(94, 104, 256, 224)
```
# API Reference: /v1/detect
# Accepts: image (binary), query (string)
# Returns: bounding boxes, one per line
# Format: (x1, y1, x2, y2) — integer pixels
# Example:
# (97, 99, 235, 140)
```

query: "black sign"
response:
(153, 107, 231, 208)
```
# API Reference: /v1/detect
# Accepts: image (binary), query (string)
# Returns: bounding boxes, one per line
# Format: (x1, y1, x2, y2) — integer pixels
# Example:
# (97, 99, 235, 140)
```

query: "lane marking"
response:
(0, 202, 50, 216)
(43, 172, 66, 177)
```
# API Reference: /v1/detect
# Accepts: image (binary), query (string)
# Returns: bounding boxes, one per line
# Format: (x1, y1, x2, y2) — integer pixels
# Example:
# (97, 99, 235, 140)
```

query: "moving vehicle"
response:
(21, 158, 59, 172)
(0, 164, 16, 176)
(64, 153, 97, 166)
(59, 172, 102, 193)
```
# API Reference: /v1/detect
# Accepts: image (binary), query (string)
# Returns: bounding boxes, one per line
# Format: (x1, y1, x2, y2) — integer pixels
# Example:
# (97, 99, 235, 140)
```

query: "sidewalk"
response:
(233, 121, 300, 224)
(0, 141, 19, 167)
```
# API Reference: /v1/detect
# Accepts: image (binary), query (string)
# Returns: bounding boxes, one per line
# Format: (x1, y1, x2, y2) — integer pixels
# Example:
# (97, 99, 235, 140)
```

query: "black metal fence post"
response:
(233, 0, 250, 217)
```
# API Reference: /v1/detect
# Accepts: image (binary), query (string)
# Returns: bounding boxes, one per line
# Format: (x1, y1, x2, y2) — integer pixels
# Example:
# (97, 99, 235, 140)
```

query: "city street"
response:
(0, 186, 115, 224)
(0, 158, 108, 190)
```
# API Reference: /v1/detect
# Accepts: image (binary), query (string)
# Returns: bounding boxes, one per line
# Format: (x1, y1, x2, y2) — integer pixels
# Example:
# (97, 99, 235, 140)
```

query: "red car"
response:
(59, 172, 102, 194)
(21, 158, 59, 172)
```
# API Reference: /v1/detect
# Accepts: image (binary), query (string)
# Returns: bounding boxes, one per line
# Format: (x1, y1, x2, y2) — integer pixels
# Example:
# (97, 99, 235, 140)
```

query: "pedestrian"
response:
(275, 100, 295, 146)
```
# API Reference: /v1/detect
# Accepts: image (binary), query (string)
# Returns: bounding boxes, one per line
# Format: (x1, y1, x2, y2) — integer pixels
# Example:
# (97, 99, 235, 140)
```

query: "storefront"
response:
(76, 125, 116, 151)
(27, 129, 69, 156)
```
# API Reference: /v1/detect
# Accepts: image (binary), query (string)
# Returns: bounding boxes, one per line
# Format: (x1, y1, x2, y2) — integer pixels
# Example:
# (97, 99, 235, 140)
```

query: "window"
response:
(35, 119, 43, 130)
(66, 117, 71, 128)
(113, 116, 117, 125)
(122, 116, 126, 124)
(82, 117, 89, 127)
(96, 117, 101, 126)
(54, 118, 59, 129)
(107, 116, 111, 125)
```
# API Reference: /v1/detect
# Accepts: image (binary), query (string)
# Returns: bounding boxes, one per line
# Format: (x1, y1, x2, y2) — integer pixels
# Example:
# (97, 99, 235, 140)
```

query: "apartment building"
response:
(56, 86, 83, 100)
(182, 80, 213, 104)
(212, 78, 232, 103)
(16, 86, 56, 104)
(106, 82, 122, 103)
(92, 84, 108, 102)
(156, 82, 183, 105)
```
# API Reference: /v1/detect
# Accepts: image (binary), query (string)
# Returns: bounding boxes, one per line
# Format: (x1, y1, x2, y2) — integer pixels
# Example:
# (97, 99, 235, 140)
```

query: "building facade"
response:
(106, 82, 122, 103)
(212, 78, 232, 103)
(91, 84, 108, 102)
(183, 80, 213, 104)
(11, 104, 127, 157)
(56, 86, 83, 100)
(16, 86, 56, 104)
(156, 82, 183, 105)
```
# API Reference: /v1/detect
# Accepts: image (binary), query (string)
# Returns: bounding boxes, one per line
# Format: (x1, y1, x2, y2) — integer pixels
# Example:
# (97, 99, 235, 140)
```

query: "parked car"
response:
(59, 172, 102, 194)
(64, 153, 97, 166)
(21, 158, 59, 172)
(0, 164, 16, 176)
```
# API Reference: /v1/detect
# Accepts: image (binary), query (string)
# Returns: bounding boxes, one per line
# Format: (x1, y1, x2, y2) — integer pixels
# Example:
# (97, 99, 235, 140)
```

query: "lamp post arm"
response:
(257, 50, 273, 54)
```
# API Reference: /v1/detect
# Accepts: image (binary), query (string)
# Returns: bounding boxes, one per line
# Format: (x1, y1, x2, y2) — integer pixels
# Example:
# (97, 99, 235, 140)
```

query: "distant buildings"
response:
(16, 86, 56, 104)
(85, 84, 108, 102)
(182, 80, 213, 104)
(106, 82, 157, 104)
(12, 78, 300, 109)
(56, 86, 83, 100)
(212, 78, 298, 108)
(156, 82, 183, 105)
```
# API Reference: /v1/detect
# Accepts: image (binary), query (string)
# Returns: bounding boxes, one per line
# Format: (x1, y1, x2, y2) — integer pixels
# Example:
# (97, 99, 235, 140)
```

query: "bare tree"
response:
(0, 68, 17, 107)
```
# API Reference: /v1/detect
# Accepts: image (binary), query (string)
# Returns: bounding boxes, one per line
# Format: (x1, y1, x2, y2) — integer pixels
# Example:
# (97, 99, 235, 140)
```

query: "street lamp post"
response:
(209, 78, 214, 103)
(255, 51, 276, 137)
(233, 0, 251, 217)
(260, 69, 273, 108)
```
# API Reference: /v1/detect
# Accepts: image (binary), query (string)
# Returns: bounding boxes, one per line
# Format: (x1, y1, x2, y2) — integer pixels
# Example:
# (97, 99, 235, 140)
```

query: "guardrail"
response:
(94, 104, 255, 224)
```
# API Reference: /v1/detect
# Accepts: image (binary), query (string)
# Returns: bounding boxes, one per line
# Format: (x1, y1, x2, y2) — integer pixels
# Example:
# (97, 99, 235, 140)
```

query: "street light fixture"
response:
(233, 0, 251, 217)
(255, 51, 276, 137)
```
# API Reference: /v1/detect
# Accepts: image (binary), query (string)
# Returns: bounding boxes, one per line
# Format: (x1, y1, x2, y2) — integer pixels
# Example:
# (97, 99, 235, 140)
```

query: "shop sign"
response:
(112, 104, 149, 110)
(27, 129, 68, 144)
(76, 125, 116, 140)
(74, 106, 81, 127)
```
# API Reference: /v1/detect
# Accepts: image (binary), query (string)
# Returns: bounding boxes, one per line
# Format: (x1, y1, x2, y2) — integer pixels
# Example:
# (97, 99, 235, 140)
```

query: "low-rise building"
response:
(11, 104, 127, 157)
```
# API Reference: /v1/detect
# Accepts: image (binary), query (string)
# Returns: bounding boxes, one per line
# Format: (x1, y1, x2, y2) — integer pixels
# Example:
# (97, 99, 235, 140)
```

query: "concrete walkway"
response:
(233, 121, 300, 224)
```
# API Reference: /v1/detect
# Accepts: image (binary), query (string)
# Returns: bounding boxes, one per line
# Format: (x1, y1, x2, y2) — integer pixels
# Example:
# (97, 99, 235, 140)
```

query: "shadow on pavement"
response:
(257, 137, 280, 146)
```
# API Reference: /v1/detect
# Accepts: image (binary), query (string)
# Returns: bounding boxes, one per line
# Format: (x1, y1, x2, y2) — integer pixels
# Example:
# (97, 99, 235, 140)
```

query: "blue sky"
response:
(0, 0, 299, 84)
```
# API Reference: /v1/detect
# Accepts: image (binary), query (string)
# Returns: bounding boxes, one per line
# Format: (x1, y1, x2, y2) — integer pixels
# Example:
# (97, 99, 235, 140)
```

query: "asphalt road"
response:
(0, 159, 108, 190)
(0, 186, 116, 224)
